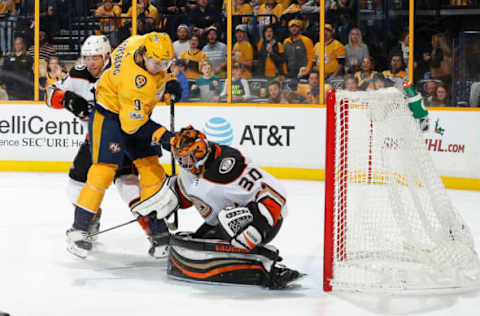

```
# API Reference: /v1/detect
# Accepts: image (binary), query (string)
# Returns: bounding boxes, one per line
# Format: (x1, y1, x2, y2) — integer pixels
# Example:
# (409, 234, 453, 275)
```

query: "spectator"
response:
(171, 59, 189, 101)
(95, 0, 123, 48)
(202, 25, 227, 78)
(430, 83, 450, 107)
(0, 0, 17, 55)
(326, 0, 355, 43)
(301, 0, 320, 14)
(232, 24, 254, 78)
(281, 0, 309, 23)
(219, 62, 252, 102)
(392, 31, 409, 66)
(39, 56, 65, 99)
(315, 23, 345, 79)
(123, 0, 159, 33)
(188, 0, 222, 39)
(40, 0, 58, 38)
(266, 79, 288, 103)
(257, 0, 284, 27)
(0, 80, 8, 100)
(256, 24, 286, 79)
(179, 34, 207, 79)
(191, 60, 221, 102)
(343, 74, 358, 91)
(2, 36, 33, 100)
(345, 28, 369, 74)
(354, 56, 377, 90)
(27, 30, 57, 62)
(173, 24, 191, 58)
(423, 80, 438, 106)
(232, 0, 253, 26)
(283, 19, 314, 79)
(382, 51, 407, 86)
(296, 69, 319, 104)
(44, 56, 66, 88)
(429, 33, 452, 85)
(155, 0, 187, 36)
(372, 73, 391, 90)
(449, 0, 471, 6)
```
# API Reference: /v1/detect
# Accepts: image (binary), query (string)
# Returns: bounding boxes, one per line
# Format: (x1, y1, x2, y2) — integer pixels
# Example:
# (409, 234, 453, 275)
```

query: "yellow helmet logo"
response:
(144, 32, 173, 62)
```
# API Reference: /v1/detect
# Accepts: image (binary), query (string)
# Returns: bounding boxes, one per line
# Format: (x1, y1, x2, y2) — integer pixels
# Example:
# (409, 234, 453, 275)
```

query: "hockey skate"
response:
(265, 263, 306, 290)
(66, 228, 92, 259)
(148, 232, 170, 258)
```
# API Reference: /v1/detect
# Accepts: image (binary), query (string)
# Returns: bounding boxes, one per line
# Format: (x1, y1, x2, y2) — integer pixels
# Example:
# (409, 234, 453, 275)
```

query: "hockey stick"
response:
(167, 95, 179, 231)
(87, 217, 143, 238)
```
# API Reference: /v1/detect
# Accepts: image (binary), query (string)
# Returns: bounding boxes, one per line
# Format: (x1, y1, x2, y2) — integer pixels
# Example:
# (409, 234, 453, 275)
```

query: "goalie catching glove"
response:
(218, 202, 272, 250)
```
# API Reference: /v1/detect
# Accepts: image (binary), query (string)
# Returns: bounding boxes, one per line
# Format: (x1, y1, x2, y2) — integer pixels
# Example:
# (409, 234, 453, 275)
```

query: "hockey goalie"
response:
(146, 126, 304, 289)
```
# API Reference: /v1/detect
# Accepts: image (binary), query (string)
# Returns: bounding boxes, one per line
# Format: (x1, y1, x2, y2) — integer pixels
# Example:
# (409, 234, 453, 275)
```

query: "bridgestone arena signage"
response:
(0, 104, 479, 181)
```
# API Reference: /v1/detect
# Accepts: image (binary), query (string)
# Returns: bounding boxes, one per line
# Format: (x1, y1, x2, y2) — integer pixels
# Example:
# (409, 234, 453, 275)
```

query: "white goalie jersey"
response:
(175, 144, 287, 227)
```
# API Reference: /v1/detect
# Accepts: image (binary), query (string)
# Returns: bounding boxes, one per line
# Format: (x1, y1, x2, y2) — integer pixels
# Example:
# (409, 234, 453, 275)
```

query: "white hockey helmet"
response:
(81, 35, 111, 62)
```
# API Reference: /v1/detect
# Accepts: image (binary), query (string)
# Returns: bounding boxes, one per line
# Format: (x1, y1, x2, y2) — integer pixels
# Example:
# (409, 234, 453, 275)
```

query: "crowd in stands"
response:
(1, 0, 479, 105)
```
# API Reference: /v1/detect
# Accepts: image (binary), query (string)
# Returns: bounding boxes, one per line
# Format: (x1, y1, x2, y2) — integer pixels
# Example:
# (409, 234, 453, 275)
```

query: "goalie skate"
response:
(265, 263, 306, 290)
(148, 232, 170, 259)
(66, 228, 92, 259)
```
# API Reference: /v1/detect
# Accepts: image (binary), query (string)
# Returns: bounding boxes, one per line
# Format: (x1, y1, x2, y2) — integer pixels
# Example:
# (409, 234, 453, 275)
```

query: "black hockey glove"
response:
(165, 80, 182, 102)
(63, 91, 92, 120)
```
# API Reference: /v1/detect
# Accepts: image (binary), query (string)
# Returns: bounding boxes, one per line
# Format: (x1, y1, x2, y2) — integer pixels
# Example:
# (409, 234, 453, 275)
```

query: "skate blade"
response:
(66, 244, 88, 259)
(275, 272, 308, 290)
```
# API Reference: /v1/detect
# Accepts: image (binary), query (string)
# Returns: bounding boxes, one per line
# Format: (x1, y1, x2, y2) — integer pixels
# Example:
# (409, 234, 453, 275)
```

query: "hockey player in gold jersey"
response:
(66, 32, 183, 259)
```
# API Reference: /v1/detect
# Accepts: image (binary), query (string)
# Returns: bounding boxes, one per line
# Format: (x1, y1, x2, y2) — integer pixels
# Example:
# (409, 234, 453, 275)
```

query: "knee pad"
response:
(77, 163, 117, 212)
(133, 156, 166, 200)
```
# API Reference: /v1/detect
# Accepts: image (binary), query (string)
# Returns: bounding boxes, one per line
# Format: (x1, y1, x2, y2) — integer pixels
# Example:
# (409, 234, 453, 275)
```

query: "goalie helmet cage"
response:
(323, 87, 480, 294)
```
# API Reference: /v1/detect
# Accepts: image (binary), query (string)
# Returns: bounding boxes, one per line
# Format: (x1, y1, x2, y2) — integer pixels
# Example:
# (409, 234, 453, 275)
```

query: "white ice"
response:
(0, 172, 479, 316)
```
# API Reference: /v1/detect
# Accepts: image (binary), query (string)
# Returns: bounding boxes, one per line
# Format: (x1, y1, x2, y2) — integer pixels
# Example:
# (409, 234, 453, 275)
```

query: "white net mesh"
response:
(327, 87, 480, 293)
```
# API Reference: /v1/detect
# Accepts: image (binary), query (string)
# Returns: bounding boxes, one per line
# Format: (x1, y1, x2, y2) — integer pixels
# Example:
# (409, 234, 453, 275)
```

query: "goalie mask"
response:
(171, 126, 210, 175)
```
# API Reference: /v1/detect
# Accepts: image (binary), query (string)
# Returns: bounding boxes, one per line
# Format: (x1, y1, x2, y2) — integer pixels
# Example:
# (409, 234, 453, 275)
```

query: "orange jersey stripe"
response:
(259, 197, 282, 225)
(170, 257, 265, 279)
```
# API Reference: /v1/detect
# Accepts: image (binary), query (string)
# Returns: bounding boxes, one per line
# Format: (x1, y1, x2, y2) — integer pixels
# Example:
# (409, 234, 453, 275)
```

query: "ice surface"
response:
(0, 172, 479, 316)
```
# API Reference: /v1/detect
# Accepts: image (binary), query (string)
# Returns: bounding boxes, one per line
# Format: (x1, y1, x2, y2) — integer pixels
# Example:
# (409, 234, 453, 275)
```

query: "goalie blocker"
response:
(167, 232, 304, 289)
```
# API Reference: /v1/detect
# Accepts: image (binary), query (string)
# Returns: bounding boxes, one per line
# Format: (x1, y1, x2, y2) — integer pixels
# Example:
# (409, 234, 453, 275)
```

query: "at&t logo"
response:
(203, 117, 233, 145)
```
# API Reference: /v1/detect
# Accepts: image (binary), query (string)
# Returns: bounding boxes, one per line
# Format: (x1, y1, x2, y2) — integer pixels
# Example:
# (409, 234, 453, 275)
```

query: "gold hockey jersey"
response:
(96, 35, 173, 134)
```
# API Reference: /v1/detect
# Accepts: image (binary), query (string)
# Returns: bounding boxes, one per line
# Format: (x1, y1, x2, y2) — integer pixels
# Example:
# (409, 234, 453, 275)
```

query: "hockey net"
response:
(324, 87, 480, 293)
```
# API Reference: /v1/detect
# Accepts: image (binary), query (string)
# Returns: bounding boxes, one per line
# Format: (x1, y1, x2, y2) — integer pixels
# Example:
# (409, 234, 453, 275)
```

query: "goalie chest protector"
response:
(177, 144, 287, 226)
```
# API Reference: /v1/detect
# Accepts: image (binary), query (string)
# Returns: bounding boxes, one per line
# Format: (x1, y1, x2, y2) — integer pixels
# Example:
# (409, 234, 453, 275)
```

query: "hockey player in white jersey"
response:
(145, 126, 303, 289)
(46, 35, 170, 259)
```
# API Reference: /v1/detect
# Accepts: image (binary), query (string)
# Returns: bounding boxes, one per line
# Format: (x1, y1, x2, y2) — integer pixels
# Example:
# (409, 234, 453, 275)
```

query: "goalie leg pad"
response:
(167, 232, 303, 289)
(131, 178, 179, 220)
(167, 233, 271, 287)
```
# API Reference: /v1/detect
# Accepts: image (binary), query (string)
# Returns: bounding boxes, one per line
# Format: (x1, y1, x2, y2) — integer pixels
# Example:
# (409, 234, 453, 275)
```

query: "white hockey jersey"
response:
(176, 144, 287, 227)
(47, 64, 99, 131)
(52, 64, 98, 103)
